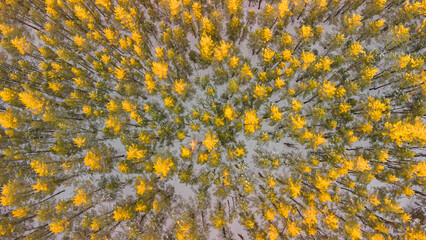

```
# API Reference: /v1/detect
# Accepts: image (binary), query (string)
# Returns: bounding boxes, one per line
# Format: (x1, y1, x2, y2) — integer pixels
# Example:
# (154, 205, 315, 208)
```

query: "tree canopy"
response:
(0, 0, 425, 239)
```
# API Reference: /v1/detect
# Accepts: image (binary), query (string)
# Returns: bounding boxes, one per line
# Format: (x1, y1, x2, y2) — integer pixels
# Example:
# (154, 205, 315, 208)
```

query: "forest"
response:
(0, 0, 425, 239)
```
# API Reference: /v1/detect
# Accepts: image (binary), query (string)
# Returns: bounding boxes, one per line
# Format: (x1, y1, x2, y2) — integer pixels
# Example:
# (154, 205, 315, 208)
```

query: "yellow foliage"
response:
(254, 83, 267, 99)
(49, 219, 68, 234)
(319, 79, 336, 99)
(199, 33, 214, 60)
(105, 115, 121, 132)
(32, 179, 48, 192)
(113, 206, 132, 221)
(270, 104, 283, 122)
(174, 79, 187, 95)
(0, 109, 18, 129)
(262, 27, 272, 43)
(0, 88, 16, 103)
(291, 98, 302, 111)
(30, 160, 51, 177)
(241, 63, 253, 78)
(164, 97, 174, 108)
(244, 110, 259, 133)
(286, 220, 301, 237)
(72, 190, 87, 206)
(203, 130, 218, 152)
(300, 51, 316, 70)
(153, 157, 174, 179)
(12, 207, 29, 218)
(18, 91, 45, 113)
(323, 213, 339, 231)
(290, 114, 306, 130)
(152, 61, 168, 79)
(228, 0, 241, 15)
(345, 223, 362, 240)
(262, 47, 275, 62)
(11, 36, 31, 54)
(349, 41, 364, 56)
(277, 0, 290, 18)
(126, 144, 146, 160)
(303, 207, 318, 226)
(84, 151, 102, 169)
(346, 14, 362, 31)
(287, 177, 301, 198)
(73, 35, 85, 47)
(181, 146, 192, 158)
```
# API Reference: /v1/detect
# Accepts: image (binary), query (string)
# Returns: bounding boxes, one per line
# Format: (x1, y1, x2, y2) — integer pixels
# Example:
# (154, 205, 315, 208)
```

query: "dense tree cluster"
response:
(0, 0, 425, 239)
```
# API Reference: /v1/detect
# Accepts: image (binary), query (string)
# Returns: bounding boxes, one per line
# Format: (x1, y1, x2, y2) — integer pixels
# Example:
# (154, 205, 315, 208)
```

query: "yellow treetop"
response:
(12, 207, 29, 218)
(314, 56, 333, 72)
(300, 51, 316, 70)
(303, 206, 318, 226)
(311, 132, 326, 149)
(199, 32, 215, 60)
(49, 219, 68, 234)
(384, 118, 426, 146)
(105, 115, 121, 132)
(0, 180, 19, 206)
(164, 97, 174, 108)
(362, 67, 379, 80)
(241, 63, 253, 78)
(244, 110, 259, 133)
(73, 35, 85, 47)
(84, 151, 102, 169)
(174, 79, 187, 95)
(192, 2, 202, 20)
(262, 27, 272, 43)
(345, 223, 362, 240)
(203, 130, 219, 152)
(126, 144, 146, 160)
(0, 109, 19, 129)
(113, 206, 133, 221)
(72, 190, 87, 206)
(254, 83, 267, 99)
(74, 5, 90, 21)
(95, 0, 111, 10)
(270, 104, 283, 122)
(135, 177, 148, 195)
(181, 146, 192, 158)
(392, 24, 410, 42)
(214, 40, 232, 61)
(262, 47, 275, 62)
(144, 73, 156, 93)
(323, 213, 339, 231)
(0, 88, 16, 103)
(228, 0, 241, 15)
(11, 36, 31, 54)
(287, 177, 301, 198)
(224, 104, 236, 121)
(349, 41, 364, 57)
(291, 98, 302, 112)
(32, 179, 48, 192)
(286, 220, 301, 237)
(277, 0, 290, 18)
(366, 96, 389, 122)
(346, 14, 362, 31)
(168, 0, 181, 16)
(153, 157, 174, 179)
(319, 79, 336, 99)
(30, 159, 50, 177)
(354, 155, 371, 172)
(290, 114, 306, 129)
(152, 61, 168, 79)
(18, 91, 45, 113)
(299, 25, 313, 40)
